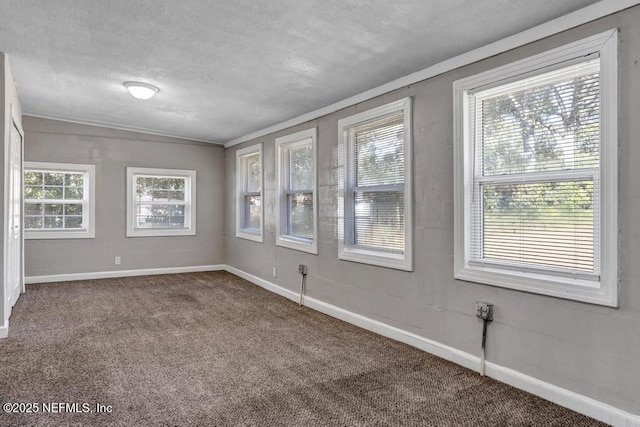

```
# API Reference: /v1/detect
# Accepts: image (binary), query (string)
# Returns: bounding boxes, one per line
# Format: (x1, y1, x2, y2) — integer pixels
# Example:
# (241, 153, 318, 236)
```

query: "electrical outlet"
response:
(115, 256, 121, 265)
(272, 267, 277, 278)
(476, 302, 493, 321)
(298, 264, 307, 275)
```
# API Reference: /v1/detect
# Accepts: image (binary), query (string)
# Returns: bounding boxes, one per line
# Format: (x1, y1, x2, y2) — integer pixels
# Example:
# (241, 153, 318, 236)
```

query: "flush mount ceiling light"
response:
(123, 81, 159, 100)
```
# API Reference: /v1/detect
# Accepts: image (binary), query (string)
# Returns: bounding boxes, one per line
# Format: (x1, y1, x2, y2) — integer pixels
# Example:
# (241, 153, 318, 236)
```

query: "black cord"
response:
(481, 318, 488, 351)
(299, 273, 306, 305)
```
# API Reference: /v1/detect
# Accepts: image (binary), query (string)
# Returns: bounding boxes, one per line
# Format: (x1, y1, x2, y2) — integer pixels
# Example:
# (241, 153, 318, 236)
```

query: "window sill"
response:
(127, 228, 196, 238)
(276, 236, 318, 254)
(339, 246, 412, 271)
(25, 230, 95, 240)
(236, 229, 263, 243)
(455, 263, 617, 307)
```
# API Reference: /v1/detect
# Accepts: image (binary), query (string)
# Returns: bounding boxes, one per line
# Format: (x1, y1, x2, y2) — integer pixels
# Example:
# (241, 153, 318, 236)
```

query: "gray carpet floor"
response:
(0, 271, 605, 426)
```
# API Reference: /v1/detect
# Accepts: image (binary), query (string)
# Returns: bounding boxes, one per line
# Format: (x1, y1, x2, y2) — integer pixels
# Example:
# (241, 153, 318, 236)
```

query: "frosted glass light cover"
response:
(124, 82, 159, 100)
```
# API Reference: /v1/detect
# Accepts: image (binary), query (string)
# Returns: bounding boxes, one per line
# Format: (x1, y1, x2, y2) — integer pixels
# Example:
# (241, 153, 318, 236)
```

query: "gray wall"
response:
(224, 7, 640, 414)
(1, 53, 22, 330)
(23, 117, 225, 276)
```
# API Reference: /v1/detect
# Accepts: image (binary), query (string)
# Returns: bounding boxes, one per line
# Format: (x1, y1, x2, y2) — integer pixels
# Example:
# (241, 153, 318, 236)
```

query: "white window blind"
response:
(241, 153, 261, 231)
(236, 144, 263, 242)
(338, 98, 412, 271)
(347, 113, 405, 252)
(276, 129, 317, 253)
(286, 143, 313, 239)
(24, 162, 95, 239)
(470, 60, 600, 278)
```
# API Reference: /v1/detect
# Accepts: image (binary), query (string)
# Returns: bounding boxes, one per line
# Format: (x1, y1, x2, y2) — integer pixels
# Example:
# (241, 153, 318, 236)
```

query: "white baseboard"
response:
(224, 265, 301, 301)
(486, 362, 640, 427)
(0, 322, 7, 338)
(226, 265, 640, 427)
(25, 264, 225, 284)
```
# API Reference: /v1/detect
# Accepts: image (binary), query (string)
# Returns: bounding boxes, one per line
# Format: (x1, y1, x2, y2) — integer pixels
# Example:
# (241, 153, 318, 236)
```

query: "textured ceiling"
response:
(0, 0, 602, 144)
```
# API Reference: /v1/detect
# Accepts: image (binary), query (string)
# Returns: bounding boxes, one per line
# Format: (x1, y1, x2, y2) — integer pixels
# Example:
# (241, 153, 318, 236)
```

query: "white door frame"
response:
(4, 104, 23, 316)
(14, 106, 24, 294)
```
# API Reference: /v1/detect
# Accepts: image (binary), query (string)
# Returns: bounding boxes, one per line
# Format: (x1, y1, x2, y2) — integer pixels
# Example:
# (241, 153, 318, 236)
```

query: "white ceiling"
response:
(0, 0, 603, 144)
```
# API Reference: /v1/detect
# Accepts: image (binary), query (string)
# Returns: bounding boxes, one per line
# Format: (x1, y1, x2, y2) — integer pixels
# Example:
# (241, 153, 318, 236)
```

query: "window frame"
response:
(24, 162, 95, 240)
(126, 167, 197, 238)
(276, 128, 318, 254)
(338, 97, 413, 271)
(453, 30, 618, 307)
(236, 144, 264, 242)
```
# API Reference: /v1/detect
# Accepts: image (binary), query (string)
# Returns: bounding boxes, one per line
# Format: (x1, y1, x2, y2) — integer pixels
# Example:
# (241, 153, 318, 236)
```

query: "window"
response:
(126, 167, 196, 237)
(453, 30, 618, 306)
(338, 98, 412, 271)
(236, 144, 263, 242)
(24, 162, 95, 239)
(276, 128, 318, 254)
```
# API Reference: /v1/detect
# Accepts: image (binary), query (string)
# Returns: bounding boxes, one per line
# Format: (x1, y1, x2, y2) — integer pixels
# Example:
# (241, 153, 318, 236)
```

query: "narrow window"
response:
(338, 98, 412, 271)
(236, 144, 263, 242)
(276, 128, 317, 253)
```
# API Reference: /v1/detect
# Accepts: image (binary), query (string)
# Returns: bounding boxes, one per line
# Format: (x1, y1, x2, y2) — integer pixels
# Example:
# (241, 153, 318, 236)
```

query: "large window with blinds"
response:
(126, 167, 196, 237)
(276, 128, 317, 253)
(24, 162, 95, 239)
(338, 98, 412, 271)
(236, 144, 263, 242)
(454, 31, 618, 306)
